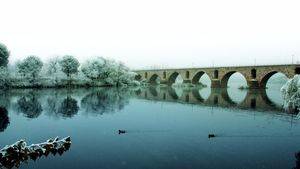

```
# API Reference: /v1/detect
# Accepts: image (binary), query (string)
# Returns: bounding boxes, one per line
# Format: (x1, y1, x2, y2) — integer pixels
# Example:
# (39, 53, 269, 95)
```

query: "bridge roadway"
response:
(134, 64, 300, 89)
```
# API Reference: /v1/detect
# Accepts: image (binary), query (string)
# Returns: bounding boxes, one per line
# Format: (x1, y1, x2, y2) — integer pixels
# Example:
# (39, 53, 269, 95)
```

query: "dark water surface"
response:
(0, 85, 299, 169)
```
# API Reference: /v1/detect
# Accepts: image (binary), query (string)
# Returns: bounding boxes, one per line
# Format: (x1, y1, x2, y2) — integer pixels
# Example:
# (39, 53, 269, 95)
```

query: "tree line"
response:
(0, 43, 139, 89)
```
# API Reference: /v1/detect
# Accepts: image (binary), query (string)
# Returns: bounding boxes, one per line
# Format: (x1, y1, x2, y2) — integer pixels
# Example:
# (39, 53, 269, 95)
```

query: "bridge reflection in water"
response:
(134, 86, 291, 113)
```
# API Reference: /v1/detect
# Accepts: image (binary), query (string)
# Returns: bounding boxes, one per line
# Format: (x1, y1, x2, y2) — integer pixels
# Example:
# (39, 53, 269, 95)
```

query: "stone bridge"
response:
(134, 64, 300, 89)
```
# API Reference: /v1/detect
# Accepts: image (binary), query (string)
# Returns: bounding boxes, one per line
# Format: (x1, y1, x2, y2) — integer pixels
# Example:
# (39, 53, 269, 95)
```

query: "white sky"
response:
(0, 0, 300, 69)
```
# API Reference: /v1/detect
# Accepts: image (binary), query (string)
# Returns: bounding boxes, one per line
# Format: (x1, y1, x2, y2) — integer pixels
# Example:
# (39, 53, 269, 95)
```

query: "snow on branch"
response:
(0, 136, 71, 168)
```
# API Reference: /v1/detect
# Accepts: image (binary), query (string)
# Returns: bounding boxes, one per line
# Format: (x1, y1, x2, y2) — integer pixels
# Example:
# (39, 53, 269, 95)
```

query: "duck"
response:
(118, 130, 126, 134)
(208, 134, 216, 138)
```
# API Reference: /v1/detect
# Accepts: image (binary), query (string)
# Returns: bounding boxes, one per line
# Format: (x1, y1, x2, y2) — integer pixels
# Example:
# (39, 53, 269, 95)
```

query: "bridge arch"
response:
(260, 71, 288, 89)
(149, 74, 161, 85)
(220, 71, 247, 88)
(192, 71, 211, 86)
(168, 72, 181, 85)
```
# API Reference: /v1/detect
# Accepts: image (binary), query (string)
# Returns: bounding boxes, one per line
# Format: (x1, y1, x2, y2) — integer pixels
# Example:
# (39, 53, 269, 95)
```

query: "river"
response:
(0, 84, 299, 169)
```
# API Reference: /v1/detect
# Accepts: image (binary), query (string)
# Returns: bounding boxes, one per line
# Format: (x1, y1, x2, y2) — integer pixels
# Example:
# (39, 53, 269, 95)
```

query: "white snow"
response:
(281, 75, 300, 111)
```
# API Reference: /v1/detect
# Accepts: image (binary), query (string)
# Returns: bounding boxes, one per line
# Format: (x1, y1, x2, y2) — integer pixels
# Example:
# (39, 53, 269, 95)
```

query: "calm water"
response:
(0, 85, 299, 169)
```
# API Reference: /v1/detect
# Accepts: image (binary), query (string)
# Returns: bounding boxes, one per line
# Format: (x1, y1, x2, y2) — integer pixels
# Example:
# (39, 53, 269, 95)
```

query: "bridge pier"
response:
(247, 80, 260, 89)
(211, 79, 221, 88)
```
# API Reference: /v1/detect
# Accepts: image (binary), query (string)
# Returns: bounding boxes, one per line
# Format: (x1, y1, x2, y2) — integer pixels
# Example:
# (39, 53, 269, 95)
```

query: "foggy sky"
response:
(0, 0, 299, 69)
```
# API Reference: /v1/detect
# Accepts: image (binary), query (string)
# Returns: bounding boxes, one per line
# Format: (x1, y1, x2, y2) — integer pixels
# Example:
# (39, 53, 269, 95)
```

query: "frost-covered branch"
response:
(0, 136, 71, 168)
(281, 75, 300, 113)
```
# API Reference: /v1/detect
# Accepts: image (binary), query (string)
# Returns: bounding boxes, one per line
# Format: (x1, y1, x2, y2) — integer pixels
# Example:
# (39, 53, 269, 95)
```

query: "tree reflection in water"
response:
(294, 151, 300, 169)
(81, 88, 131, 115)
(17, 93, 42, 118)
(58, 96, 79, 118)
(0, 91, 10, 109)
(0, 107, 9, 132)
(45, 94, 61, 117)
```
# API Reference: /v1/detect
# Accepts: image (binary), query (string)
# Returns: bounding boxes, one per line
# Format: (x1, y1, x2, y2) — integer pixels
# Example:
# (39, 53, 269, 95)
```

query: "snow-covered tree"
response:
(281, 75, 300, 112)
(47, 57, 61, 75)
(0, 43, 9, 67)
(59, 55, 79, 80)
(0, 66, 10, 89)
(43, 57, 65, 85)
(81, 57, 138, 86)
(81, 57, 105, 80)
(17, 56, 43, 85)
(111, 62, 137, 86)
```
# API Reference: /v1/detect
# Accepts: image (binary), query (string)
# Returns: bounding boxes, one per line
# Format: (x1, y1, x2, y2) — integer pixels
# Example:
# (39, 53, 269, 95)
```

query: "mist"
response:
(1, 0, 300, 69)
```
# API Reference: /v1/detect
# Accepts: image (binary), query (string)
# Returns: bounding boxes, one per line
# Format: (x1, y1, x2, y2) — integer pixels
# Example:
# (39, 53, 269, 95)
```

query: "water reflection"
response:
(45, 93, 62, 118)
(58, 96, 79, 118)
(135, 86, 292, 113)
(17, 92, 43, 118)
(0, 107, 9, 132)
(295, 151, 300, 169)
(0, 86, 299, 169)
(81, 88, 130, 115)
(0, 85, 295, 122)
(0, 91, 10, 108)
(3, 88, 131, 119)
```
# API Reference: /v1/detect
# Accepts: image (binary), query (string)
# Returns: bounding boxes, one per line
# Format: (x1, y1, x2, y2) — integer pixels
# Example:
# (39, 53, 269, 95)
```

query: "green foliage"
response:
(0, 43, 9, 67)
(59, 55, 80, 78)
(17, 56, 43, 83)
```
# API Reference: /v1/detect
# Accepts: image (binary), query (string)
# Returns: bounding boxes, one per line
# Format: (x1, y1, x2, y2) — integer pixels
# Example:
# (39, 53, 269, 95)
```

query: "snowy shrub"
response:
(281, 75, 300, 111)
